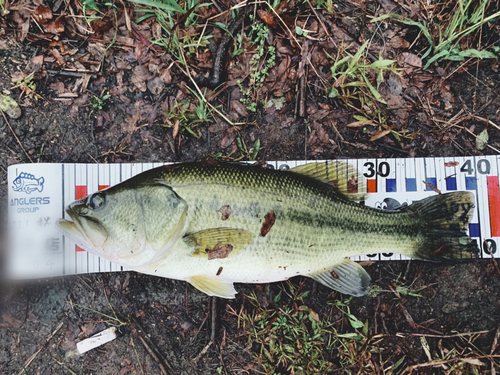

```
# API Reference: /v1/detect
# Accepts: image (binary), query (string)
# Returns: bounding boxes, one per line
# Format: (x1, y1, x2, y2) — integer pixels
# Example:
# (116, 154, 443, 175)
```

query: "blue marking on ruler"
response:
(446, 176, 457, 191)
(469, 223, 479, 237)
(406, 178, 417, 192)
(465, 176, 476, 190)
(386, 179, 396, 192)
(425, 177, 437, 191)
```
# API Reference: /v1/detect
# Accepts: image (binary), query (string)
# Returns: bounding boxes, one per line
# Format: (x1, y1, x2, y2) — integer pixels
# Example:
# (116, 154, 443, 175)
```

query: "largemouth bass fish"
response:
(57, 161, 478, 298)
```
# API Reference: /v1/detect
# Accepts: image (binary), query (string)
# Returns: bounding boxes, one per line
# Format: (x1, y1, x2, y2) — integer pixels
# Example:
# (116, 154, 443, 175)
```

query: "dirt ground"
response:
(1, 0, 500, 373)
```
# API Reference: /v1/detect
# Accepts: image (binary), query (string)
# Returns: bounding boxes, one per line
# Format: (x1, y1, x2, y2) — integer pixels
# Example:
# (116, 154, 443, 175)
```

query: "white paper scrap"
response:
(76, 327, 117, 355)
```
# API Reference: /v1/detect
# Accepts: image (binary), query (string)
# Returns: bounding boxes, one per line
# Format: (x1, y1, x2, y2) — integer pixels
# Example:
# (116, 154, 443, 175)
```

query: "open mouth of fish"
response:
(57, 206, 108, 253)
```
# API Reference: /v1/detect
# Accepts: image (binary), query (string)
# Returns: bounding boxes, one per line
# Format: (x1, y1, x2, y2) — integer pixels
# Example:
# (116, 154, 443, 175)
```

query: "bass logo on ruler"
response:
(10, 171, 51, 213)
(12, 171, 45, 194)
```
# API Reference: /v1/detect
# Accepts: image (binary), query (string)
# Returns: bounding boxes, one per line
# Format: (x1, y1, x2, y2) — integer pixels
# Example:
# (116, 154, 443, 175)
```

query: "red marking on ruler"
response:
(367, 179, 377, 193)
(75, 185, 87, 199)
(75, 185, 88, 252)
(487, 176, 500, 237)
(98, 185, 109, 191)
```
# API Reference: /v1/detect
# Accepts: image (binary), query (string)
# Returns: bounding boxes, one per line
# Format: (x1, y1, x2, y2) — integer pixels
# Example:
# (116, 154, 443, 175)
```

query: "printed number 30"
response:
(363, 162, 390, 178)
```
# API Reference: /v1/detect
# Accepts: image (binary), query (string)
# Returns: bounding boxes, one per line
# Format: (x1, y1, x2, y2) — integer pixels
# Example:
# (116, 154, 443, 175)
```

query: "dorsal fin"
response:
(291, 161, 366, 201)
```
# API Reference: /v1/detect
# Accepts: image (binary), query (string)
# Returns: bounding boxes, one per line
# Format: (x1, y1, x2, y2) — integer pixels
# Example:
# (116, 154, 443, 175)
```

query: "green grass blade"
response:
(125, 0, 185, 14)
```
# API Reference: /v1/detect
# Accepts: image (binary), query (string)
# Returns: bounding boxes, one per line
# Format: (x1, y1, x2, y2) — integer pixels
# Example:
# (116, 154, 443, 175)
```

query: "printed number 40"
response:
(460, 159, 491, 175)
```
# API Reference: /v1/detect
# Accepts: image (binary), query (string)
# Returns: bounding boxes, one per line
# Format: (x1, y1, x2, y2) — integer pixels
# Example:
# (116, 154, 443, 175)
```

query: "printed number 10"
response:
(460, 159, 491, 175)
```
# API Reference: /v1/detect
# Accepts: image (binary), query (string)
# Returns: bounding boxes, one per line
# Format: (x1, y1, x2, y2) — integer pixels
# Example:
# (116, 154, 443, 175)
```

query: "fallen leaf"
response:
(30, 55, 44, 72)
(347, 120, 374, 127)
(146, 77, 164, 96)
(0, 312, 24, 329)
(444, 161, 459, 167)
(398, 52, 422, 74)
(230, 100, 248, 117)
(386, 36, 410, 49)
(131, 65, 152, 92)
(172, 118, 179, 139)
(257, 9, 277, 28)
(260, 212, 276, 237)
(219, 205, 231, 220)
(221, 127, 238, 148)
(0, 94, 22, 119)
(207, 242, 233, 260)
(35, 5, 53, 21)
(369, 129, 391, 141)
(476, 128, 488, 150)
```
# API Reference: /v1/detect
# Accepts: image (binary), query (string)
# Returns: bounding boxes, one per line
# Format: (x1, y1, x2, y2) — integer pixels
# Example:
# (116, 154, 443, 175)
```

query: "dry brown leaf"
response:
(398, 52, 422, 75)
(347, 120, 374, 127)
(230, 100, 248, 117)
(221, 127, 238, 148)
(444, 161, 459, 167)
(35, 4, 53, 21)
(146, 77, 164, 96)
(369, 129, 392, 141)
(386, 36, 410, 49)
(172, 119, 179, 139)
(257, 9, 277, 28)
(131, 65, 152, 92)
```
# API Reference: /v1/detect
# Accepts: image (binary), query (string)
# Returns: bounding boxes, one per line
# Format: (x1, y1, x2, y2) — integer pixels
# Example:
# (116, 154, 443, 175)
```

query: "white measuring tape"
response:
(7, 157, 499, 279)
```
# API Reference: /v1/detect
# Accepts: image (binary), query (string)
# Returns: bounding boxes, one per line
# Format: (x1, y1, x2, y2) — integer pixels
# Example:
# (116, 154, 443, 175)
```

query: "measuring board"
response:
(7, 156, 500, 279)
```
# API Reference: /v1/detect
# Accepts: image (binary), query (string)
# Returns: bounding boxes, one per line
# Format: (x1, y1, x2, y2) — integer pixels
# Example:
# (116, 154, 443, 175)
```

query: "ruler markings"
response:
(8, 158, 500, 277)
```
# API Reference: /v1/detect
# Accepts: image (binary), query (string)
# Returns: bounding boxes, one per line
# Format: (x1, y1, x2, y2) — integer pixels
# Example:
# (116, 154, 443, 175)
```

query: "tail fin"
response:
(402, 192, 479, 260)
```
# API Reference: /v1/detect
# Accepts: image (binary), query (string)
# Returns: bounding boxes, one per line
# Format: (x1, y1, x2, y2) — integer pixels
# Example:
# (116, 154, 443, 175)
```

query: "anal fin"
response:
(311, 258, 371, 297)
(188, 275, 237, 299)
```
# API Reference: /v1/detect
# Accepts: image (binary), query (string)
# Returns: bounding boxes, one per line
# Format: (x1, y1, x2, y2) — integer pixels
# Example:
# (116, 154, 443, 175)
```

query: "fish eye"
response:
(89, 192, 106, 210)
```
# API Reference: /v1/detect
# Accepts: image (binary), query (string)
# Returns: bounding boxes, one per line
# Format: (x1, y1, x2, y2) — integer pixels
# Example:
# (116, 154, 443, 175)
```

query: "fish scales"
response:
(58, 161, 478, 298)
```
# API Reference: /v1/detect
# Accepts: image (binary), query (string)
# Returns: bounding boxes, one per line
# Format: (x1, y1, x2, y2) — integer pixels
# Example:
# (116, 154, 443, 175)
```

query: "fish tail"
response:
(403, 192, 479, 260)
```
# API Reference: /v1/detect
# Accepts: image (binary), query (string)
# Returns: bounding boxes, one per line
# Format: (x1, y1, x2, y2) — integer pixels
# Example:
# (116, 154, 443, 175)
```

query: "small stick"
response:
(1, 110, 33, 163)
(137, 336, 168, 375)
(211, 296, 218, 342)
(17, 321, 64, 375)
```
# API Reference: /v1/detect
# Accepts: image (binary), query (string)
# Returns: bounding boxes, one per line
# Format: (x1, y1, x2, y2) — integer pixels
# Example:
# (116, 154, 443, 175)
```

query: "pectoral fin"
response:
(187, 275, 237, 298)
(184, 228, 254, 258)
(291, 161, 366, 201)
(310, 258, 371, 296)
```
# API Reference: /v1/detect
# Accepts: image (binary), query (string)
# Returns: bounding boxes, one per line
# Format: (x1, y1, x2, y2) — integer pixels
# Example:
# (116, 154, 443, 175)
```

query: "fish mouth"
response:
(57, 206, 108, 251)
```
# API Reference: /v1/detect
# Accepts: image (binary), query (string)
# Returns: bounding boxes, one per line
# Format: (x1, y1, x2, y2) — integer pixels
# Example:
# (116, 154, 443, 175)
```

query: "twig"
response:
(130, 337, 146, 375)
(17, 321, 64, 375)
(395, 330, 490, 339)
(177, 46, 243, 127)
(192, 340, 213, 363)
(132, 319, 173, 375)
(403, 355, 499, 372)
(137, 335, 168, 375)
(1, 110, 33, 163)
